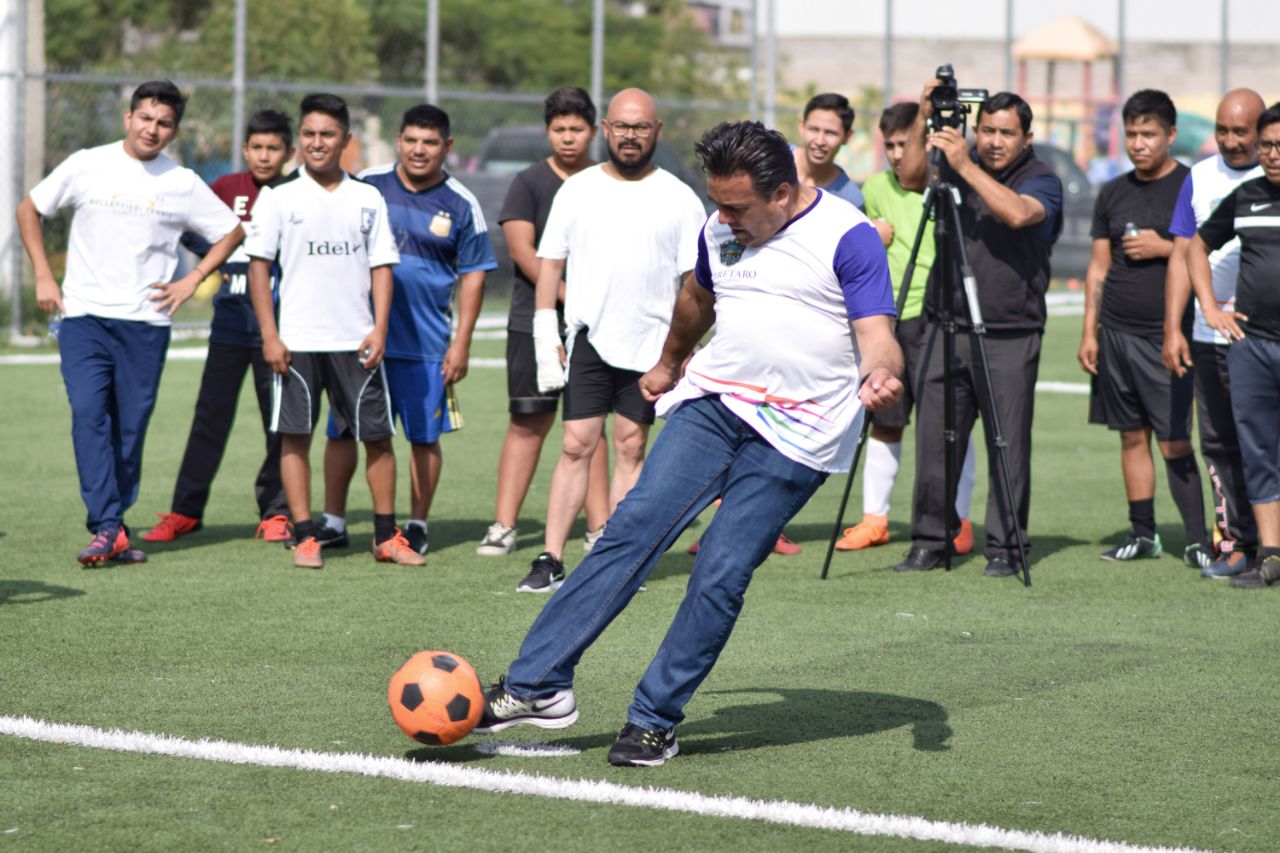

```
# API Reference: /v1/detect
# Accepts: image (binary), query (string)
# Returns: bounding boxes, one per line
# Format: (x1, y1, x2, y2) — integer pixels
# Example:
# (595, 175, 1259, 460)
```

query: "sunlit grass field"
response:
(1, 315, 1274, 852)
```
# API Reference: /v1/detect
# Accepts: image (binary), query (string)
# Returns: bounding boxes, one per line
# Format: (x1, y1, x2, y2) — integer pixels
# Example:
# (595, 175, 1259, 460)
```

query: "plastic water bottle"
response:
(1124, 221, 1141, 238)
(48, 311, 64, 341)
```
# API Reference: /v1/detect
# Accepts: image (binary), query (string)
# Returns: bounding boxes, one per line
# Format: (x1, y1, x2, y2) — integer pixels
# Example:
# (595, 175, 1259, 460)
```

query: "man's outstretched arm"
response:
(639, 273, 714, 402)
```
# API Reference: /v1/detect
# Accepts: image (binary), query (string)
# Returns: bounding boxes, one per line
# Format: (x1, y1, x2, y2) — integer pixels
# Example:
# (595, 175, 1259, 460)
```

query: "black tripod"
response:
(821, 153, 1032, 587)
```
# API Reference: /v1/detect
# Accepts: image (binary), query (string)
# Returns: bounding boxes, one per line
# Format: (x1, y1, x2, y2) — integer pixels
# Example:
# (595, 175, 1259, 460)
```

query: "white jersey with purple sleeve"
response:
(1169, 155, 1262, 344)
(655, 190, 895, 473)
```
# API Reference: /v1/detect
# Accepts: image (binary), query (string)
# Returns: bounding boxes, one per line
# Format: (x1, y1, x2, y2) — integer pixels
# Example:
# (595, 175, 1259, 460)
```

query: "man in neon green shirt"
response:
(837, 103, 977, 553)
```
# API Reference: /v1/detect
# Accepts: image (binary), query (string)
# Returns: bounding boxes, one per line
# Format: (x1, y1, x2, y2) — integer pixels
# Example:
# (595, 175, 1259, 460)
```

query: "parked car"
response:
(1033, 142, 1096, 282)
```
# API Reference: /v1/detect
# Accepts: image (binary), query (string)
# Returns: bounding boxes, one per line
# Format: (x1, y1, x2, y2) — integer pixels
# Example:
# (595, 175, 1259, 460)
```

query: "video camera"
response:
(928, 64, 989, 131)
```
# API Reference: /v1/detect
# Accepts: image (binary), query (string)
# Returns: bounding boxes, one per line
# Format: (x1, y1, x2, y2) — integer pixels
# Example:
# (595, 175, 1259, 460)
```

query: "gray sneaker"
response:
(472, 676, 578, 734)
(476, 522, 517, 556)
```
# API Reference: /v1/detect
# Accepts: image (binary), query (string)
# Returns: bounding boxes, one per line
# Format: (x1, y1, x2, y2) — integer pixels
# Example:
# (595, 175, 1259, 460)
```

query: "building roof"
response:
(1012, 16, 1118, 62)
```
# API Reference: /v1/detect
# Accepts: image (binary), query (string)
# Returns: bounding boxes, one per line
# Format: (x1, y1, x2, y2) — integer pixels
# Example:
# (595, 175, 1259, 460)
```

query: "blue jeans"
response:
(58, 316, 171, 532)
(507, 395, 828, 731)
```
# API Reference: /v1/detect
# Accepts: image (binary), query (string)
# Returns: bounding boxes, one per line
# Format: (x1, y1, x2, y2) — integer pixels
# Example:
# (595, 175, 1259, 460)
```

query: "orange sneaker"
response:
(142, 512, 201, 543)
(293, 536, 324, 569)
(773, 532, 802, 555)
(255, 515, 293, 543)
(834, 514, 890, 551)
(373, 530, 427, 566)
(79, 527, 130, 566)
(952, 519, 974, 555)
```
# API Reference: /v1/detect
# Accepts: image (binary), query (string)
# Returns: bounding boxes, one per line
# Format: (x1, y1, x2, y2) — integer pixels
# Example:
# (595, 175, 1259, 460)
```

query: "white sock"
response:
(862, 438, 901, 517)
(321, 513, 346, 533)
(955, 441, 977, 520)
(406, 519, 427, 532)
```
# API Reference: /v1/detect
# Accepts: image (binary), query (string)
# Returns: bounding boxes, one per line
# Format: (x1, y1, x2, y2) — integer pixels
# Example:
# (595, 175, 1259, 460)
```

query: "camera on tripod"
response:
(928, 64, 989, 131)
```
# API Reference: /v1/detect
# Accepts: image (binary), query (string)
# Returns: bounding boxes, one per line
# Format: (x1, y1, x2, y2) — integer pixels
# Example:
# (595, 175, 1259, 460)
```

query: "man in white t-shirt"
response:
(475, 121, 902, 766)
(16, 80, 244, 565)
(245, 93, 421, 570)
(519, 87, 706, 593)
(1162, 88, 1266, 578)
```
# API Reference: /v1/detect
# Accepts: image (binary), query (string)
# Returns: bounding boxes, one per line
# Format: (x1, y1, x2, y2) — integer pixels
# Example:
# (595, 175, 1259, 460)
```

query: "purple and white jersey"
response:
(656, 189, 895, 472)
(1170, 154, 1262, 344)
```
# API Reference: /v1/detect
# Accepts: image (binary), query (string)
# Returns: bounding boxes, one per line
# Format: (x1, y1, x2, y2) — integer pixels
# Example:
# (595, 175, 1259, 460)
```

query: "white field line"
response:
(1, 715, 1206, 853)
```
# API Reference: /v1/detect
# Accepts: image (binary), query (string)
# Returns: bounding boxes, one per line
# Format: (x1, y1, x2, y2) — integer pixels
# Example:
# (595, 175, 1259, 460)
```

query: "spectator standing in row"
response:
(792, 92, 865, 209)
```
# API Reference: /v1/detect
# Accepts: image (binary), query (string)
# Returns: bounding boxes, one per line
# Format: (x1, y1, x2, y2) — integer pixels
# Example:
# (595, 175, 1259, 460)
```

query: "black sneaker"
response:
(293, 523, 348, 550)
(1230, 555, 1280, 589)
(518, 552, 565, 593)
(893, 547, 943, 572)
(472, 675, 579, 733)
(984, 555, 1018, 577)
(403, 524, 428, 556)
(607, 723, 679, 767)
(1099, 533, 1161, 561)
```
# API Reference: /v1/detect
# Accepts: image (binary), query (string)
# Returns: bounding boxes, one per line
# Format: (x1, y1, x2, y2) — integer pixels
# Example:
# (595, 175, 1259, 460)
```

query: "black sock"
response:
(1129, 498, 1156, 539)
(294, 518, 316, 542)
(1259, 546, 1280, 560)
(1165, 453, 1208, 548)
(374, 514, 396, 545)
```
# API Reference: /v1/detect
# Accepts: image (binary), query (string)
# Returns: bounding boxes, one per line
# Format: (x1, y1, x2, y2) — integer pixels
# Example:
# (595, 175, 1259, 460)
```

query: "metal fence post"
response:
(7, 0, 28, 342)
(230, 0, 246, 170)
(591, 0, 604, 159)
(426, 0, 439, 105)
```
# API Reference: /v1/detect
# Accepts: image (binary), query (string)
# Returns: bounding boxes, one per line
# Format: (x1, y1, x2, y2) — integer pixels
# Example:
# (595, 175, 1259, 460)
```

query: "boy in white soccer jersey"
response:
(16, 80, 244, 565)
(245, 93, 422, 569)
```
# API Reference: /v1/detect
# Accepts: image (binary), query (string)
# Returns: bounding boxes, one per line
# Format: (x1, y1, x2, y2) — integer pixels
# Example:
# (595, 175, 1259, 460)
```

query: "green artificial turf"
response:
(1, 315, 1274, 852)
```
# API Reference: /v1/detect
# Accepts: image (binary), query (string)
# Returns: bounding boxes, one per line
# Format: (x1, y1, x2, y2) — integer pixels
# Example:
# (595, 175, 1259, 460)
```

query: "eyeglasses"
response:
(1258, 140, 1280, 154)
(606, 121, 656, 139)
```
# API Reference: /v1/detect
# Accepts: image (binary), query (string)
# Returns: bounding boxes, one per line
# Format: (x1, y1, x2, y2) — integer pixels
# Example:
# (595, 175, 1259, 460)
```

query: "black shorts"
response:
(1089, 325, 1193, 440)
(870, 315, 927, 430)
(271, 351, 394, 441)
(562, 329, 655, 425)
(506, 329, 561, 415)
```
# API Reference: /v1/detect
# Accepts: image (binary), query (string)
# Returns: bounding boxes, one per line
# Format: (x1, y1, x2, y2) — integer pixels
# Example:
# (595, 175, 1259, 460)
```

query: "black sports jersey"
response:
(1199, 175, 1280, 341)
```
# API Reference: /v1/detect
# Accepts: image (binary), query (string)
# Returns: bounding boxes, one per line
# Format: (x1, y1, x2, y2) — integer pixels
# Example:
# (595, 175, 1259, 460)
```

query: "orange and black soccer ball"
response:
(387, 650, 484, 746)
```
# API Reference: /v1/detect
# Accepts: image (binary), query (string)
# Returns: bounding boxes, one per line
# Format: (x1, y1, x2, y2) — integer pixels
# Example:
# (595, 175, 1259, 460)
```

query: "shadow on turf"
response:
(0, 579, 85, 606)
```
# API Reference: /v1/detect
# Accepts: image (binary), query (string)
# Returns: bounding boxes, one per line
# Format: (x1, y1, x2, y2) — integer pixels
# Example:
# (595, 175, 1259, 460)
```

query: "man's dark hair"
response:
(803, 93, 854, 132)
(245, 109, 292, 146)
(978, 92, 1034, 134)
(1122, 89, 1177, 131)
(1258, 102, 1280, 134)
(130, 80, 187, 125)
(878, 102, 919, 136)
(695, 120, 797, 198)
(401, 104, 450, 137)
(545, 86, 596, 127)
(299, 93, 350, 133)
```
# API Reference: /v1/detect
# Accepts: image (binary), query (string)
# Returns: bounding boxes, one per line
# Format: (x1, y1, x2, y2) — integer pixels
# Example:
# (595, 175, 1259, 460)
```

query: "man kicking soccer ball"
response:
(474, 121, 902, 766)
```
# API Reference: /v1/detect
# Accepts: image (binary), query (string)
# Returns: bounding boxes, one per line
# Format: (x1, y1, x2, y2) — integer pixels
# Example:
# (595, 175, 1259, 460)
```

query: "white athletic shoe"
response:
(476, 522, 517, 556)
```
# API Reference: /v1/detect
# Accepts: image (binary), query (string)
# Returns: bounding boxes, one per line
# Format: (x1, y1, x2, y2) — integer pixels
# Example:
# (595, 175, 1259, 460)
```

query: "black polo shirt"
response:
(1199, 174, 1280, 341)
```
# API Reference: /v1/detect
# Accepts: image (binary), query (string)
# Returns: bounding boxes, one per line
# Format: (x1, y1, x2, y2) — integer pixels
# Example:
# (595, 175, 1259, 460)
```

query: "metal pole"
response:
(230, 0, 246, 171)
(748, 0, 759, 120)
(1004, 0, 1013, 92)
(883, 0, 892, 108)
(1219, 0, 1228, 94)
(9, 0, 27, 342)
(763, 0, 776, 128)
(591, 0, 604, 159)
(425, 0, 439, 104)
(1116, 0, 1125, 104)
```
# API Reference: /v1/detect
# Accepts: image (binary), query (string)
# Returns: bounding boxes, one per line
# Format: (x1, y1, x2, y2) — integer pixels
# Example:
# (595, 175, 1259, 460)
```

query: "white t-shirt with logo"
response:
(244, 167, 399, 351)
(28, 141, 241, 325)
(537, 164, 705, 372)
(1169, 154, 1263, 344)
(656, 190, 895, 473)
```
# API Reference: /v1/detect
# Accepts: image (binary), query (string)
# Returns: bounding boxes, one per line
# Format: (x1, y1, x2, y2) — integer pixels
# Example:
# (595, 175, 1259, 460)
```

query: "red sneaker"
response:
(255, 515, 293, 542)
(772, 532, 802, 555)
(142, 512, 201, 543)
(952, 519, 974, 555)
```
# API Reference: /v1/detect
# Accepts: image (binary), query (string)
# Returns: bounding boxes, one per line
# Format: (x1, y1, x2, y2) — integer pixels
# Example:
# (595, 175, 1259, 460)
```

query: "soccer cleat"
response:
(893, 547, 943, 572)
(111, 548, 148, 564)
(607, 723, 679, 767)
(835, 514, 890, 551)
(583, 525, 605, 552)
(772, 532, 802, 555)
(1202, 550, 1250, 580)
(1183, 543, 1213, 570)
(403, 524, 429, 556)
(953, 519, 974, 555)
(314, 523, 350, 549)
(687, 540, 700, 555)
(373, 530, 427, 566)
(1230, 555, 1280, 589)
(472, 675, 578, 734)
(984, 555, 1018, 577)
(254, 515, 292, 543)
(1099, 533, 1162, 562)
(293, 537, 324, 569)
(476, 522, 517, 556)
(79, 527, 129, 566)
(518, 552, 565, 593)
(143, 512, 201, 543)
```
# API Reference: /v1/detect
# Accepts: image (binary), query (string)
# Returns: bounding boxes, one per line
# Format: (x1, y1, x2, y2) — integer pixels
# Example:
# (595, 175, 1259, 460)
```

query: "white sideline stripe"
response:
(0, 715, 1204, 853)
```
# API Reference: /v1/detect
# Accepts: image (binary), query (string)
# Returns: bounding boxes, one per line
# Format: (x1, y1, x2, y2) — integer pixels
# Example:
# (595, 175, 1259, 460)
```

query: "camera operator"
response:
(896, 78, 1063, 577)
